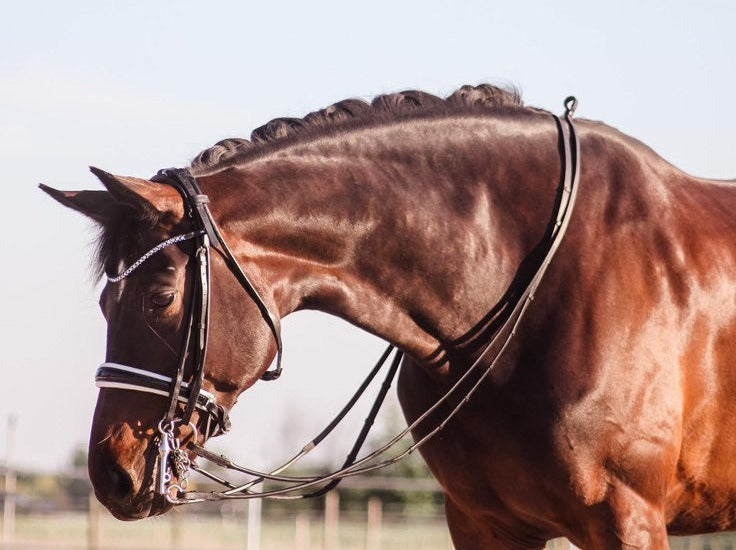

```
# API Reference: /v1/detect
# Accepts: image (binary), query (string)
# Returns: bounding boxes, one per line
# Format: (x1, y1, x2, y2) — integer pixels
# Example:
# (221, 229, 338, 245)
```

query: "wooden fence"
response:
(2, 461, 736, 549)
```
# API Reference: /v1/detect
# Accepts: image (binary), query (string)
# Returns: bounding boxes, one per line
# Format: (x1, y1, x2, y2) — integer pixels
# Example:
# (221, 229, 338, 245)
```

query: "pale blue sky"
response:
(1, 0, 734, 470)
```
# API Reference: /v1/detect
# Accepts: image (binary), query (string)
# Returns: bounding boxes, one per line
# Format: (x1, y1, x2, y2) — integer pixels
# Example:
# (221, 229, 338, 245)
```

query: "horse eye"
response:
(151, 292, 176, 308)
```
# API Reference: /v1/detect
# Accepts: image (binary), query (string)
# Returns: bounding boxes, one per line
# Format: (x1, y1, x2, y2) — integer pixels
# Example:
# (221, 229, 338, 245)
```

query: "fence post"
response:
(366, 496, 382, 550)
(295, 512, 310, 550)
(324, 491, 339, 550)
(88, 492, 101, 550)
(247, 484, 262, 550)
(2, 415, 17, 549)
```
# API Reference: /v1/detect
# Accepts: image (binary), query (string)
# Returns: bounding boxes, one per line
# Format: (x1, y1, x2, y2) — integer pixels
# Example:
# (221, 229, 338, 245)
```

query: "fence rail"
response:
(3, 465, 736, 549)
(3, 493, 736, 550)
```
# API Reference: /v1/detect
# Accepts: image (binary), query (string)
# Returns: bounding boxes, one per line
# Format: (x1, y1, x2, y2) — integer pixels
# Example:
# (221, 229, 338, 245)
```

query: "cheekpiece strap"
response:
(152, 168, 223, 249)
(152, 167, 283, 382)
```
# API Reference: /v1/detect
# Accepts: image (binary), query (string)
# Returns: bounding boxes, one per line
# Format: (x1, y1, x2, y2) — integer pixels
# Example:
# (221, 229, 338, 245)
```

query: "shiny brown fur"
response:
(42, 86, 736, 548)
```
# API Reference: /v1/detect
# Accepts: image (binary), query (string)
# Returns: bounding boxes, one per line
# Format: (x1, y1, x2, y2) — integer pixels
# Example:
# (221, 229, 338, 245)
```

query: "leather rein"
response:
(94, 98, 581, 503)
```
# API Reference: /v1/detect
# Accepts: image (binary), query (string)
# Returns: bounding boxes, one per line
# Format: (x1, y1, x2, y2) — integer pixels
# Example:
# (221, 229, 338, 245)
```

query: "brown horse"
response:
(42, 84, 736, 549)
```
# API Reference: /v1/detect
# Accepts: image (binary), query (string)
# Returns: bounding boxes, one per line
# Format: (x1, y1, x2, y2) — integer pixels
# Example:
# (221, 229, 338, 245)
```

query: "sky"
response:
(1, 0, 734, 471)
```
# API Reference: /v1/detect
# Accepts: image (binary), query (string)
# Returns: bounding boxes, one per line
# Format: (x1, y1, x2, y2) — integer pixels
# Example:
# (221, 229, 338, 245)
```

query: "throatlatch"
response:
(94, 97, 581, 503)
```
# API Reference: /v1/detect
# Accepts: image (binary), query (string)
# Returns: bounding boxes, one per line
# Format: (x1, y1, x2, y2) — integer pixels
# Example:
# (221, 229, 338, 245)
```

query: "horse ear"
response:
(89, 166, 184, 222)
(39, 185, 118, 225)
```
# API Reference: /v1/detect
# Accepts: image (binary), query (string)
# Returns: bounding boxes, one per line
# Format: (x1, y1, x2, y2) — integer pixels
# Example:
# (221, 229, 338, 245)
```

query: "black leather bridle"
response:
(96, 168, 284, 432)
(93, 98, 581, 503)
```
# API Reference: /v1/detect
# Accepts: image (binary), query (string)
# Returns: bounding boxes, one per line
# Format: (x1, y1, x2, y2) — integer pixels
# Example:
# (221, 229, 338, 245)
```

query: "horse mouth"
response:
(94, 462, 174, 521)
(101, 490, 173, 521)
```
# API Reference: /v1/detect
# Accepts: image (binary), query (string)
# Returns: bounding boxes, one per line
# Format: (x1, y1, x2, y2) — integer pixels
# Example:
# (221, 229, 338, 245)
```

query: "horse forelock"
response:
(92, 207, 162, 282)
(191, 84, 529, 171)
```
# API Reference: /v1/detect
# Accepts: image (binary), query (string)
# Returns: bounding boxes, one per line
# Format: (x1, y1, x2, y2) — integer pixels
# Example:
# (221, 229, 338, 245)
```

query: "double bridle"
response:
(94, 98, 581, 503)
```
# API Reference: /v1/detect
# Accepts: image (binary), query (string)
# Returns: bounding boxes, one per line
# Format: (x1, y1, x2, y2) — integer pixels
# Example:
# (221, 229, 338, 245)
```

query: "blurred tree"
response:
(59, 444, 92, 505)
(69, 445, 87, 469)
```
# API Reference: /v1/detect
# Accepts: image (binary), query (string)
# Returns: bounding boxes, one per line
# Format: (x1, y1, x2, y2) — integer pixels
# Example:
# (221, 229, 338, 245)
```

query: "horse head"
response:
(41, 168, 278, 519)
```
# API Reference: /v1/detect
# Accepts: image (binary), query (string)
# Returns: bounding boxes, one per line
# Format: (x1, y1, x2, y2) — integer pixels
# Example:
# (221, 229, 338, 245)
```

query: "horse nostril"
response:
(110, 463, 135, 501)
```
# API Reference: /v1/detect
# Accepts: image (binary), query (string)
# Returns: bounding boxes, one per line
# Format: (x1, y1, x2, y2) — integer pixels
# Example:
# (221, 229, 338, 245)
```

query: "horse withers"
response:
(42, 85, 736, 549)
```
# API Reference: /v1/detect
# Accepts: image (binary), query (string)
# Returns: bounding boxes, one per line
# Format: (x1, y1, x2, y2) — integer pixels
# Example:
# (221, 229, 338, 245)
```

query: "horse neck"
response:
(200, 116, 562, 364)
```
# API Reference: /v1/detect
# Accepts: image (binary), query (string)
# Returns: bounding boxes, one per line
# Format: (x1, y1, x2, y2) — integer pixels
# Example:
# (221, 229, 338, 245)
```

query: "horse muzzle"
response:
(88, 423, 172, 520)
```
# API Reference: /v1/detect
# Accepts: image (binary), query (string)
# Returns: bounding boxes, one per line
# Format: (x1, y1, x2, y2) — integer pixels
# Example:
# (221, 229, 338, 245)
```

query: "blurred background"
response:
(1, 0, 734, 548)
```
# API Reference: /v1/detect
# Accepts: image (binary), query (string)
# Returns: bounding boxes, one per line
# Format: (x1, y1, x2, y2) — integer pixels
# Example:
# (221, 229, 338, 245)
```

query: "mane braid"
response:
(93, 85, 524, 281)
(191, 84, 526, 170)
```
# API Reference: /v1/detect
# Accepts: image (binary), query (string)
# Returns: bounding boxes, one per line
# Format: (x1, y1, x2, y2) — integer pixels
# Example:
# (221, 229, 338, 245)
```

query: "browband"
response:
(107, 231, 204, 283)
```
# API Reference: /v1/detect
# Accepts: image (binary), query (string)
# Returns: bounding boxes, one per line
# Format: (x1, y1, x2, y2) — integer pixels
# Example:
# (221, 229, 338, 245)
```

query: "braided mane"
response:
(191, 84, 524, 170)
(92, 85, 524, 282)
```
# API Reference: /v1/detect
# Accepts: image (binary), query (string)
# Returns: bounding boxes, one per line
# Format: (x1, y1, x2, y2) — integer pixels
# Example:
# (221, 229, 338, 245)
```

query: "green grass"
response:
(8, 512, 454, 550)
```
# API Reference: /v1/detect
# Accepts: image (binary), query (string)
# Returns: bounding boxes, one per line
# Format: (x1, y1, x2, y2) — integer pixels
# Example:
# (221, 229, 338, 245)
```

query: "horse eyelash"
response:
(141, 296, 178, 358)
